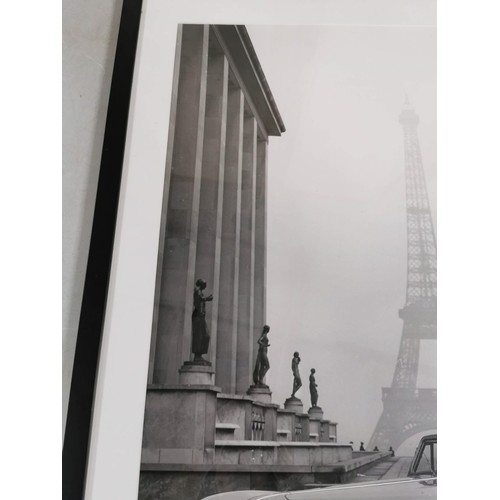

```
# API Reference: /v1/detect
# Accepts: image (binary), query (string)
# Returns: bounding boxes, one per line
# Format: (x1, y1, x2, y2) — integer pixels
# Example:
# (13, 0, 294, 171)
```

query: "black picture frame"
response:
(62, 2, 440, 499)
(62, 2, 143, 498)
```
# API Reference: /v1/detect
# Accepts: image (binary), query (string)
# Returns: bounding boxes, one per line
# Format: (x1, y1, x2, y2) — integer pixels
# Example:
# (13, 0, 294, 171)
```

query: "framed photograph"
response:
(63, 1, 438, 499)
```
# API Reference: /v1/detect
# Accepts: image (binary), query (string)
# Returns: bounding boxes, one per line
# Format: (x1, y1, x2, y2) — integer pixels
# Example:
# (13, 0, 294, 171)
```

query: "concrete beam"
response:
(212, 25, 285, 137)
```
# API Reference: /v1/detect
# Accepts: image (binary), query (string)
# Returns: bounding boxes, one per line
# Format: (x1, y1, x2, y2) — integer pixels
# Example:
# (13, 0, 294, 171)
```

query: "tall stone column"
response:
(253, 139, 268, 351)
(215, 87, 244, 392)
(236, 115, 257, 394)
(152, 24, 209, 384)
(194, 39, 229, 367)
(147, 26, 183, 384)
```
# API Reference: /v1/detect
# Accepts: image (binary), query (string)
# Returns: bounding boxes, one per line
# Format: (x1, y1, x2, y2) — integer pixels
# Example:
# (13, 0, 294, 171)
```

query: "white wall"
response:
(62, 0, 123, 433)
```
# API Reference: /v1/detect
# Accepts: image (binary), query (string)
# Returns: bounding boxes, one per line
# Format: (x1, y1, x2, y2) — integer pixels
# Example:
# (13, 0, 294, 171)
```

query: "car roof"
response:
(285, 477, 436, 499)
(205, 478, 433, 499)
(422, 434, 436, 440)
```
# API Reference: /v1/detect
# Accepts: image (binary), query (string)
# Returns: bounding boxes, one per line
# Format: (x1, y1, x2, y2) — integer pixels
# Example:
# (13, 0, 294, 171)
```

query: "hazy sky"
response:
(247, 24, 436, 448)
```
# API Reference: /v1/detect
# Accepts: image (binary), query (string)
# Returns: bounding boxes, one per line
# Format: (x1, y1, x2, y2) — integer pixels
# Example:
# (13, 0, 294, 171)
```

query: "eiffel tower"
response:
(368, 98, 437, 451)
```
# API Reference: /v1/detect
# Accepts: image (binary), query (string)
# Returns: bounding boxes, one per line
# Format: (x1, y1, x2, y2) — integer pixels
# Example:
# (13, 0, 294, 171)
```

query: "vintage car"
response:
(202, 434, 437, 500)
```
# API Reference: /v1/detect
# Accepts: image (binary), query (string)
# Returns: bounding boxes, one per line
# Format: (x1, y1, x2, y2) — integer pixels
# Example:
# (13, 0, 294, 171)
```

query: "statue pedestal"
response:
(179, 361, 214, 385)
(142, 384, 220, 465)
(247, 384, 272, 404)
(284, 396, 303, 413)
(307, 407, 323, 442)
(308, 406, 324, 419)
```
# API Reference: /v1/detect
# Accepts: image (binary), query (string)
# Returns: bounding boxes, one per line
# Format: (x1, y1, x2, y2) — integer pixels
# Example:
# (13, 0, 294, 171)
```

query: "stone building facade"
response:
(139, 25, 373, 500)
(147, 24, 284, 392)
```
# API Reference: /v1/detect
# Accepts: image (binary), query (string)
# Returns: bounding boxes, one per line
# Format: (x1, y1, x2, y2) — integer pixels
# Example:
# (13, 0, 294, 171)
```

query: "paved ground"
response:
(352, 456, 413, 482)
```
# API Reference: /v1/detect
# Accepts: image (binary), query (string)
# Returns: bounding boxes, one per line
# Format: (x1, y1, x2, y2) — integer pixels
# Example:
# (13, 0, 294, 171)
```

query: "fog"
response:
(247, 24, 436, 447)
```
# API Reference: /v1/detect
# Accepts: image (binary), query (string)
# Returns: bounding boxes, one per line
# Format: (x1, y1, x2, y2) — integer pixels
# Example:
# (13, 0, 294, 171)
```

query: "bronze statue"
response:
(252, 325, 271, 385)
(291, 352, 302, 397)
(309, 368, 318, 407)
(191, 278, 213, 362)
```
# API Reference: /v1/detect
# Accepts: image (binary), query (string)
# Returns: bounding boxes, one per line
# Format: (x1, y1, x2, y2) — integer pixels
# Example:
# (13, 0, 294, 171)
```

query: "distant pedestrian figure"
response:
(373, 446, 379, 452)
(389, 446, 395, 457)
(359, 442, 365, 451)
(291, 352, 302, 397)
(252, 325, 271, 385)
(191, 279, 213, 362)
(309, 368, 318, 407)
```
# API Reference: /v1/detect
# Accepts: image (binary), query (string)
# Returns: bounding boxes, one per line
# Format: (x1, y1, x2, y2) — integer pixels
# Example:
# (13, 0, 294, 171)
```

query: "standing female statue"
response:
(291, 352, 302, 397)
(191, 278, 213, 362)
(309, 368, 319, 407)
(252, 325, 271, 385)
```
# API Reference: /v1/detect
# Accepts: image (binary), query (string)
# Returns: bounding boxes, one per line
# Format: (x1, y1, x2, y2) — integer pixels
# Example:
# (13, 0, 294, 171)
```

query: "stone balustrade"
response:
(213, 440, 352, 467)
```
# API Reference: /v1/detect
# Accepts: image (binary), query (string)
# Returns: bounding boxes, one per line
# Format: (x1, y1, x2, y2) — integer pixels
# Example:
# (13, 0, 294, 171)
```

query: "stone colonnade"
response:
(139, 28, 348, 497)
(147, 25, 285, 395)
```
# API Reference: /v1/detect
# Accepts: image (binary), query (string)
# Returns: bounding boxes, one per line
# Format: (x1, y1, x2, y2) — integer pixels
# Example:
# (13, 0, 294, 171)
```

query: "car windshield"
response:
(414, 440, 436, 476)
